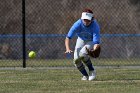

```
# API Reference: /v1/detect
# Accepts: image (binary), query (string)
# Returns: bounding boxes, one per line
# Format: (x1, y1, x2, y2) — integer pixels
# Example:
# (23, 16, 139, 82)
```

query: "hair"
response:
(82, 8, 93, 14)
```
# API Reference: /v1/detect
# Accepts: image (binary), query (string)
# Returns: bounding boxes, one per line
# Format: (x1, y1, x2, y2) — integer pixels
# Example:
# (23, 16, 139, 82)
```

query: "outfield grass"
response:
(0, 68, 140, 93)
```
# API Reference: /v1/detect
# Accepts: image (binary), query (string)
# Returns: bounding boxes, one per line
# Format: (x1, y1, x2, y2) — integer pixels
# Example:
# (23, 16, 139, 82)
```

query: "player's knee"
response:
(79, 52, 89, 61)
(73, 58, 81, 64)
(73, 59, 85, 70)
(82, 57, 89, 62)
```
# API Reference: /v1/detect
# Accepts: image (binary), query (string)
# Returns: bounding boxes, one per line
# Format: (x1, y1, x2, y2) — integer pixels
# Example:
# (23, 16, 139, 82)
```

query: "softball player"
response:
(65, 8, 101, 81)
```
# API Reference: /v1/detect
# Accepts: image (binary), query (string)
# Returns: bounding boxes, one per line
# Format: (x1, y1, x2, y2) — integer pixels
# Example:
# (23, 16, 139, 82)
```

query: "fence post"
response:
(22, 0, 26, 68)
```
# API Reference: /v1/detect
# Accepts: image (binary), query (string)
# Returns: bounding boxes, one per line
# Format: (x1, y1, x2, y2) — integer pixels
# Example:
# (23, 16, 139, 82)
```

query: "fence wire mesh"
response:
(0, 0, 140, 67)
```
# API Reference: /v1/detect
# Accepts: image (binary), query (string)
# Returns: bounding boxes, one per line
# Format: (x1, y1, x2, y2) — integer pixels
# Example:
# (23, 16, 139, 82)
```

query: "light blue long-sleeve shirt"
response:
(66, 19, 100, 44)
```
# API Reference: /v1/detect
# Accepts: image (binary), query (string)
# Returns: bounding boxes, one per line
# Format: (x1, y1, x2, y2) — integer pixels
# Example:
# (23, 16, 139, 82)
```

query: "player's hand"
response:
(65, 49, 73, 53)
(93, 44, 100, 50)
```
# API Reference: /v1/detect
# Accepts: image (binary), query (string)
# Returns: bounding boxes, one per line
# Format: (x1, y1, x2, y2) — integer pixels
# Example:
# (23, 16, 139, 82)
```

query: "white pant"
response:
(74, 37, 94, 63)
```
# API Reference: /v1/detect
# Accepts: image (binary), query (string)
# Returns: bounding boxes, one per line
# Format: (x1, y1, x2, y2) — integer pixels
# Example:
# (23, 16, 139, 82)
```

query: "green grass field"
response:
(0, 68, 140, 93)
(0, 59, 140, 93)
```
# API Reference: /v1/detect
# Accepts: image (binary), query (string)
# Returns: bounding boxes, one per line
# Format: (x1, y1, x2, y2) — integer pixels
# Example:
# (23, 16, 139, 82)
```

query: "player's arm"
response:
(65, 37, 73, 53)
(65, 26, 75, 53)
(93, 20, 101, 50)
(65, 20, 80, 53)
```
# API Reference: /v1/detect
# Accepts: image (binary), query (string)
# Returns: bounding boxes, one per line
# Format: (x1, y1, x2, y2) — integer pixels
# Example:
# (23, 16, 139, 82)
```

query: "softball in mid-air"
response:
(28, 51, 36, 58)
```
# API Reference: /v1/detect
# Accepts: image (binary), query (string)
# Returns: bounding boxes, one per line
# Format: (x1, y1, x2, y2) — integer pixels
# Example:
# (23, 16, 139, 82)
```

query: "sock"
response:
(76, 62, 88, 76)
(84, 59, 94, 71)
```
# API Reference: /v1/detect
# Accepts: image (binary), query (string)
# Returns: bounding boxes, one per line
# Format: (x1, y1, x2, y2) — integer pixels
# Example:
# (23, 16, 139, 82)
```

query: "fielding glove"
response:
(86, 46, 101, 58)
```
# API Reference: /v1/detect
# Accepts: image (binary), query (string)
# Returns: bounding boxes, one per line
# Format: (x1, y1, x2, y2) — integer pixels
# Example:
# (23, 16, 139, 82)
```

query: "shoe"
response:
(88, 70, 96, 81)
(81, 76, 88, 80)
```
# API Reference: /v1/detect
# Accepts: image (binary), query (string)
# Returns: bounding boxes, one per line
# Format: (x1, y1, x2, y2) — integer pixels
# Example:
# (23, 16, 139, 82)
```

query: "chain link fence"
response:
(0, 0, 140, 67)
